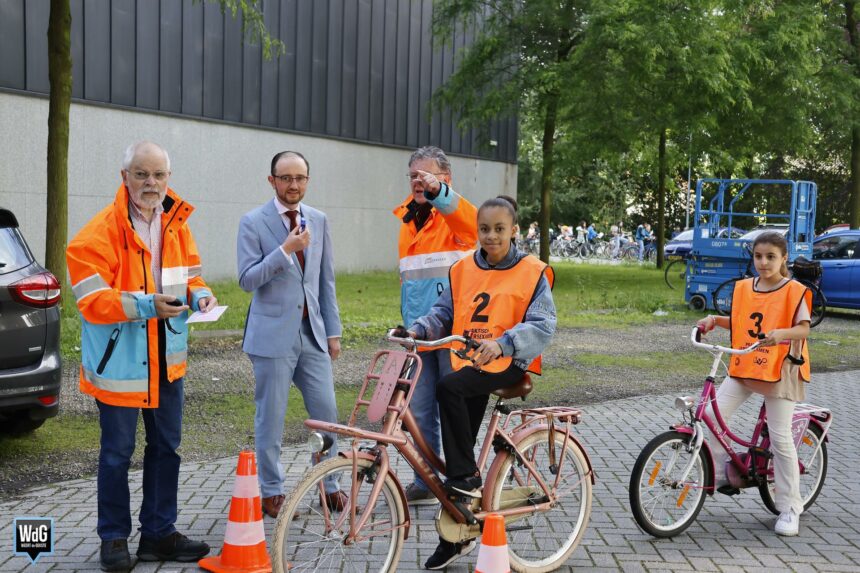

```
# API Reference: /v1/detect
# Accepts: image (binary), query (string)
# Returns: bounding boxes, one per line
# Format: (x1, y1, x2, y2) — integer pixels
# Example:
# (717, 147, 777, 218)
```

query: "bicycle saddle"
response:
(492, 374, 533, 399)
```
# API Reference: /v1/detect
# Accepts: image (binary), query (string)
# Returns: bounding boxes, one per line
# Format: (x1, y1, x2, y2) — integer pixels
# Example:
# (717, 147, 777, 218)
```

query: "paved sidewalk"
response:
(1, 370, 857, 572)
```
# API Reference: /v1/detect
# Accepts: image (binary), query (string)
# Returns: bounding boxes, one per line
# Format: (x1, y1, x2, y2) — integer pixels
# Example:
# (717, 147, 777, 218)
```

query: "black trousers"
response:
(436, 364, 525, 479)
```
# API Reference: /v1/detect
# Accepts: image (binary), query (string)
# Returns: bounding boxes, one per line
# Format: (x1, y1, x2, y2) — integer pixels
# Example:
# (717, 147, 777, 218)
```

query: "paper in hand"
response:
(185, 305, 228, 324)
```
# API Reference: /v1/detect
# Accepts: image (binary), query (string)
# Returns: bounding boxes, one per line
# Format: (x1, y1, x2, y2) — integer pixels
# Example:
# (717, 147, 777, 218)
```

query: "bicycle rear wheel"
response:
(486, 429, 592, 572)
(271, 456, 406, 573)
(629, 431, 710, 538)
(759, 422, 828, 515)
(712, 278, 737, 316)
(664, 259, 686, 290)
(796, 279, 826, 328)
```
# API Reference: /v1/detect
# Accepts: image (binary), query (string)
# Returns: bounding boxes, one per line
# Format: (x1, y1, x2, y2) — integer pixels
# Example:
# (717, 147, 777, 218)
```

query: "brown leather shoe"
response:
(321, 490, 350, 512)
(262, 494, 285, 518)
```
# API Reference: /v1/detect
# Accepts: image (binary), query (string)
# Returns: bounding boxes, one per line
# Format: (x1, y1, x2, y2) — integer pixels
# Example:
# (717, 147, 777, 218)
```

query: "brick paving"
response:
(1, 370, 857, 572)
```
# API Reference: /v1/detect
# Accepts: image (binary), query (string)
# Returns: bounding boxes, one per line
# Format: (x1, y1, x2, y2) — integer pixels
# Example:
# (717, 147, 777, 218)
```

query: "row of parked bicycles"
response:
(521, 235, 657, 262)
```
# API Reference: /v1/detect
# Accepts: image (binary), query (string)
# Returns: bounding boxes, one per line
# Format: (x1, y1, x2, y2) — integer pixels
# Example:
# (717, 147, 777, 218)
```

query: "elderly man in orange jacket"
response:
(67, 142, 216, 572)
(392, 146, 478, 506)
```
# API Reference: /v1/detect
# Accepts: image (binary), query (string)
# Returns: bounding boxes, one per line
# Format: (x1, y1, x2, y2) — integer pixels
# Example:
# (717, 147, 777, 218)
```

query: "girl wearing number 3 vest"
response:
(697, 231, 812, 538)
(397, 195, 556, 570)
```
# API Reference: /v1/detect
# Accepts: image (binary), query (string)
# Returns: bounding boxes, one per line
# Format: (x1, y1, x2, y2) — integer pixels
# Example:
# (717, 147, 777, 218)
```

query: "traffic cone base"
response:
(475, 513, 511, 573)
(199, 450, 272, 573)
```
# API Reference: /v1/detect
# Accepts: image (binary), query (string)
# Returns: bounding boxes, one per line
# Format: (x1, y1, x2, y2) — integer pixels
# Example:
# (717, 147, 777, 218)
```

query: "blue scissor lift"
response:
(685, 179, 817, 311)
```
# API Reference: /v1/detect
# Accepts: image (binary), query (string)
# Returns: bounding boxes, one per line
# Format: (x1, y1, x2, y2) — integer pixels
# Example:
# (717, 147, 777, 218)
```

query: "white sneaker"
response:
(774, 508, 800, 536)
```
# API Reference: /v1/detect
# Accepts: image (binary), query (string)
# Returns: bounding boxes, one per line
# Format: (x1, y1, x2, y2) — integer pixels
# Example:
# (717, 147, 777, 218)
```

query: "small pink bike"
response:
(629, 327, 832, 537)
(271, 331, 594, 572)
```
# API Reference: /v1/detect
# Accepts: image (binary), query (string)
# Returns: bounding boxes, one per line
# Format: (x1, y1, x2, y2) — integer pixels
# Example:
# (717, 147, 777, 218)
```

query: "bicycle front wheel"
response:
(759, 422, 828, 515)
(629, 431, 710, 538)
(271, 456, 406, 573)
(486, 429, 592, 572)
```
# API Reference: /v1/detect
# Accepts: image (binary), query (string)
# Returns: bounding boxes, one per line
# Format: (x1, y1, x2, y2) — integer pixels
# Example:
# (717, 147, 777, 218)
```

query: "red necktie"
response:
(285, 210, 305, 271)
(285, 210, 308, 318)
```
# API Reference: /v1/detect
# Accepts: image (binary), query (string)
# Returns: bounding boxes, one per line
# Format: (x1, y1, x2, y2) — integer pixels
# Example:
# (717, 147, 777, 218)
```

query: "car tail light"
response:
(38, 395, 58, 406)
(9, 272, 62, 308)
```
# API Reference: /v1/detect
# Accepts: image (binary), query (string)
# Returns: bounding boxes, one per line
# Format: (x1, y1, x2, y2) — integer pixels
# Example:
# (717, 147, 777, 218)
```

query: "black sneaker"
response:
(444, 475, 483, 498)
(424, 539, 477, 570)
(100, 539, 133, 572)
(136, 531, 210, 562)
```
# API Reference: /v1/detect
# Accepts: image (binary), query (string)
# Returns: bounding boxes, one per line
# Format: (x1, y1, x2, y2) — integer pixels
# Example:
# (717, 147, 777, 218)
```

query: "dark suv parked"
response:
(0, 208, 62, 433)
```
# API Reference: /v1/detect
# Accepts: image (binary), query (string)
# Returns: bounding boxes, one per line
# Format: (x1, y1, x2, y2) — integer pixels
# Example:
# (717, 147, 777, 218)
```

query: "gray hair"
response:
(408, 146, 451, 174)
(123, 141, 171, 171)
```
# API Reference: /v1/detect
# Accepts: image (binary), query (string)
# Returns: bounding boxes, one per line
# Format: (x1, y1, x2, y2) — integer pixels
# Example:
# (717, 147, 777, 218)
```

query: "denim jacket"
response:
(410, 246, 556, 371)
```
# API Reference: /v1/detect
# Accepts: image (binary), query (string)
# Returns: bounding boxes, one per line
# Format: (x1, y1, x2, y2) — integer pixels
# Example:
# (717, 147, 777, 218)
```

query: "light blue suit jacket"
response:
(238, 200, 342, 357)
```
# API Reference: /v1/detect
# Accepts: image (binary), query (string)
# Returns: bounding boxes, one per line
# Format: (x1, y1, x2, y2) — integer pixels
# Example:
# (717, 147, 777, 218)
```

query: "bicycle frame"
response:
(674, 328, 833, 492)
(304, 333, 594, 545)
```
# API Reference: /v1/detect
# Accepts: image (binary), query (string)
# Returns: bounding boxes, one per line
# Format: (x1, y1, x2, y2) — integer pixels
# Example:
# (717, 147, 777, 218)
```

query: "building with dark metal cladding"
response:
(0, 0, 517, 276)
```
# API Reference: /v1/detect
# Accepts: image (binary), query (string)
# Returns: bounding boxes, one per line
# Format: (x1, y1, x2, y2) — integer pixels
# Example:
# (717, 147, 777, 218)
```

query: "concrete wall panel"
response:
(0, 92, 515, 280)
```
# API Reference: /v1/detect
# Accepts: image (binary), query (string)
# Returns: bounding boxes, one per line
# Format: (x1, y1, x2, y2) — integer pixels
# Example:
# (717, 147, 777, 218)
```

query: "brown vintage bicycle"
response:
(270, 331, 594, 572)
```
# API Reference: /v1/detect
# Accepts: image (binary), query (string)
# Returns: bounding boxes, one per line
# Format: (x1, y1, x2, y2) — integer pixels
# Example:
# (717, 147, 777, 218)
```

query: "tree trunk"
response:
(46, 0, 72, 290)
(539, 90, 559, 263)
(656, 128, 667, 268)
(845, 2, 860, 228)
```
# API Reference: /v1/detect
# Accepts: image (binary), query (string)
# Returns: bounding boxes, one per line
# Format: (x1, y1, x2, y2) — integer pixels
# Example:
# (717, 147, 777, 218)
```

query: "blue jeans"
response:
(96, 377, 184, 541)
(637, 239, 645, 262)
(410, 349, 452, 490)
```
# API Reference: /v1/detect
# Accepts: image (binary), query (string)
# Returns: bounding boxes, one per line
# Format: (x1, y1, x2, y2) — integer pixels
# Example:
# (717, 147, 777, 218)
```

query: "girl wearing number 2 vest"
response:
(398, 195, 556, 570)
(697, 231, 812, 538)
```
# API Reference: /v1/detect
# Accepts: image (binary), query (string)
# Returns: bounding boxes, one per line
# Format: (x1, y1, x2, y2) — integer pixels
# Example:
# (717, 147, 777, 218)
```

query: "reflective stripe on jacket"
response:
(393, 184, 478, 326)
(66, 184, 213, 408)
(729, 278, 811, 382)
(449, 253, 551, 374)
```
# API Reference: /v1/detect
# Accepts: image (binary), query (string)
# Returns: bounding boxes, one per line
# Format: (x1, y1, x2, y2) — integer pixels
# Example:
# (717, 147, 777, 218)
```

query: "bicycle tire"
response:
(629, 430, 710, 538)
(486, 429, 592, 572)
(271, 456, 406, 573)
(664, 259, 686, 290)
(796, 279, 827, 328)
(712, 278, 737, 316)
(758, 422, 828, 515)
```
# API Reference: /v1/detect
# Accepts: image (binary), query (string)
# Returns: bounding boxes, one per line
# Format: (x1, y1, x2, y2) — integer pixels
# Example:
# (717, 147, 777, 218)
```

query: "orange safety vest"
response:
(728, 278, 812, 383)
(449, 252, 553, 374)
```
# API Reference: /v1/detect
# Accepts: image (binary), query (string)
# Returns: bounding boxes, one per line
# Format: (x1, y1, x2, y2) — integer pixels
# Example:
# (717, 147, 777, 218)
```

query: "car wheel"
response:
(1, 413, 46, 435)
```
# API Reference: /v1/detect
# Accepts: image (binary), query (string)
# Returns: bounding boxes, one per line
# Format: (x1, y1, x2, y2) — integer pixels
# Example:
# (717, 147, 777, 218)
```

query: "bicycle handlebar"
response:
(690, 326, 762, 355)
(386, 330, 474, 349)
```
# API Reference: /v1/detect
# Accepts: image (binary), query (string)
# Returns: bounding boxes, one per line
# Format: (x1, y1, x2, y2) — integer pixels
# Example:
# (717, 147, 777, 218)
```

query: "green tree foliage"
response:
(512, 1, 845, 250)
(431, 0, 591, 262)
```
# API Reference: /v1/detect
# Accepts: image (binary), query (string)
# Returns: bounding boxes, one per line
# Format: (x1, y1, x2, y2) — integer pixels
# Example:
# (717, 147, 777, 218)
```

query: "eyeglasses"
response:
(407, 172, 448, 180)
(129, 170, 169, 182)
(273, 174, 309, 184)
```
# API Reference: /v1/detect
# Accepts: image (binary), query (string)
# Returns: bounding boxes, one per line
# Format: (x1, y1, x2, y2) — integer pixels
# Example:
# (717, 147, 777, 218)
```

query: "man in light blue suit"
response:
(237, 150, 347, 518)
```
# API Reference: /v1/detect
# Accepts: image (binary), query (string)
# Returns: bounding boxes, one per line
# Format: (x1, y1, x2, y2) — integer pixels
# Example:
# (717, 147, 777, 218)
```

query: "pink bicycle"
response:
(629, 327, 832, 537)
(271, 331, 594, 572)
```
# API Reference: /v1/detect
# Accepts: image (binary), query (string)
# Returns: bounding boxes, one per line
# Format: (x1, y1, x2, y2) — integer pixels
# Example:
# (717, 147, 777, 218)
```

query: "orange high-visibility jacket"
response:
(393, 183, 478, 326)
(66, 185, 213, 408)
(449, 253, 552, 374)
(729, 278, 811, 383)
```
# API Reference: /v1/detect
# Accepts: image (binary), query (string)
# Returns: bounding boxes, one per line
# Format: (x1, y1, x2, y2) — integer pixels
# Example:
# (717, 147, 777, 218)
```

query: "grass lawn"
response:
(59, 262, 694, 357)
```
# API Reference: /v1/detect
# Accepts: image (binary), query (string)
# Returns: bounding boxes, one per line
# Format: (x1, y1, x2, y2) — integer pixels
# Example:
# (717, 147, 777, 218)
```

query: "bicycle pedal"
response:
(716, 484, 741, 496)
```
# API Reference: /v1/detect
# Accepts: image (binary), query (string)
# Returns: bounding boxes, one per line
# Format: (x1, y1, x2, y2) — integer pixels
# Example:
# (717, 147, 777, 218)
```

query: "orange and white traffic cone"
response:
(475, 513, 510, 573)
(199, 450, 272, 573)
